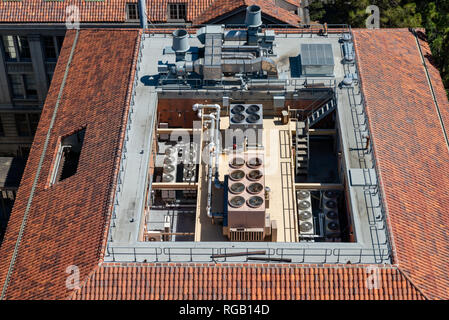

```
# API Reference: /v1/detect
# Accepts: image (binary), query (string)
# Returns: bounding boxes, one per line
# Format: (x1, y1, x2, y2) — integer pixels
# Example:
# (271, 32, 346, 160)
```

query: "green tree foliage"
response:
(307, 0, 448, 96)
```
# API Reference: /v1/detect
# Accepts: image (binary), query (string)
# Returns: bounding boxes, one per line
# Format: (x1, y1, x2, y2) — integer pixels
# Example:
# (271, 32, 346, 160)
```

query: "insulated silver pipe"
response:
(193, 104, 221, 218)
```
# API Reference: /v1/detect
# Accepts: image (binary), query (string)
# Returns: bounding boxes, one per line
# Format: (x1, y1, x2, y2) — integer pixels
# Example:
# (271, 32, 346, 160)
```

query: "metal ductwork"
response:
(172, 29, 190, 60)
(245, 5, 262, 29)
(138, 0, 147, 29)
(159, 9, 278, 83)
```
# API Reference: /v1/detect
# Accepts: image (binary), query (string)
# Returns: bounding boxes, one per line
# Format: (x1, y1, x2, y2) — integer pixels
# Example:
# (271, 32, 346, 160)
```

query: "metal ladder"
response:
(295, 120, 309, 177)
(307, 99, 336, 128)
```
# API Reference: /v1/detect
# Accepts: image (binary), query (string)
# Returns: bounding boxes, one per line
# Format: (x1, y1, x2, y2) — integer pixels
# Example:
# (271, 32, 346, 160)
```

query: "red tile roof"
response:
(70, 263, 426, 300)
(2, 27, 449, 300)
(0, 0, 300, 25)
(192, 0, 301, 26)
(0, 28, 140, 300)
(353, 28, 449, 300)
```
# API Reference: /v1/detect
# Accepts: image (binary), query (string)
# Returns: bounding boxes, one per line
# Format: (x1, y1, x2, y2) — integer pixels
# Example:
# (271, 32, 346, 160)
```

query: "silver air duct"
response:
(172, 29, 190, 61)
(245, 5, 262, 28)
(138, 0, 147, 29)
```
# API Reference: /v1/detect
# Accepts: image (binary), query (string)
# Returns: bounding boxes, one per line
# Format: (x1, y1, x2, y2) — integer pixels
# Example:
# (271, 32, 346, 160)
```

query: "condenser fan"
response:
(298, 211, 312, 221)
(297, 190, 310, 200)
(163, 164, 175, 172)
(164, 156, 176, 165)
(324, 190, 337, 198)
(231, 104, 245, 114)
(165, 147, 176, 156)
(231, 113, 245, 123)
(230, 170, 245, 181)
(327, 222, 339, 231)
(247, 182, 263, 194)
(247, 169, 263, 181)
(246, 114, 260, 123)
(246, 105, 260, 114)
(229, 157, 245, 169)
(247, 157, 262, 169)
(229, 182, 245, 194)
(229, 196, 245, 208)
(325, 200, 337, 209)
(247, 196, 263, 208)
(300, 222, 313, 232)
(162, 173, 174, 182)
(326, 211, 338, 219)
(298, 200, 311, 210)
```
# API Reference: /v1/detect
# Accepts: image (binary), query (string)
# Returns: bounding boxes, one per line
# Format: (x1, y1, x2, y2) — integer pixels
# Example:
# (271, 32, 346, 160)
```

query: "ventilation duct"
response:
(245, 5, 262, 29)
(172, 29, 190, 61)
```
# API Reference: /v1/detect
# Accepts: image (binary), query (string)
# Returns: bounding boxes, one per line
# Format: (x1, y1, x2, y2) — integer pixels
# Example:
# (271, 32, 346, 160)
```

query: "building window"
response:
(8, 74, 25, 99)
(2, 36, 31, 61)
(168, 3, 187, 21)
(24, 74, 37, 98)
(51, 128, 86, 184)
(126, 3, 139, 21)
(56, 36, 65, 53)
(2, 36, 17, 61)
(17, 36, 31, 60)
(0, 115, 4, 137)
(43, 36, 57, 60)
(8, 74, 38, 100)
(47, 72, 54, 87)
(14, 113, 40, 137)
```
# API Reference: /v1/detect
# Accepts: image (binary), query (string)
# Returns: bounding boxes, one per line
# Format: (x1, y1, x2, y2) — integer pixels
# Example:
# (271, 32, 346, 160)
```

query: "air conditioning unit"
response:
(146, 231, 162, 242)
(297, 190, 314, 238)
(323, 190, 341, 239)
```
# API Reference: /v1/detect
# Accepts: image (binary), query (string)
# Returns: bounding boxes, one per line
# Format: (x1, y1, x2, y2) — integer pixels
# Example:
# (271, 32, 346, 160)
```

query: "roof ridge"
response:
(396, 267, 429, 300)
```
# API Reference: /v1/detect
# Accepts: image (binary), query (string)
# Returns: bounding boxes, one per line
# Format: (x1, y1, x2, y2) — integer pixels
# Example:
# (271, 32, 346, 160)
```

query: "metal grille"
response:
(229, 230, 264, 242)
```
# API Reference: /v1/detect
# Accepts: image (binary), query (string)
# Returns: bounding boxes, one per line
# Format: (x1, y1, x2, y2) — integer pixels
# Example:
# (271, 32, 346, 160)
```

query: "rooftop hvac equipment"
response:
(247, 196, 264, 208)
(245, 5, 262, 29)
(228, 104, 264, 149)
(162, 173, 175, 182)
(229, 104, 263, 128)
(247, 169, 263, 181)
(247, 156, 262, 169)
(300, 43, 335, 77)
(247, 182, 263, 194)
(229, 195, 246, 208)
(229, 182, 245, 194)
(172, 29, 190, 61)
(297, 190, 315, 237)
(226, 152, 267, 238)
(342, 42, 355, 63)
(146, 231, 162, 242)
(229, 169, 245, 181)
(229, 156, 245, 169)
(322, 190, 341, 239)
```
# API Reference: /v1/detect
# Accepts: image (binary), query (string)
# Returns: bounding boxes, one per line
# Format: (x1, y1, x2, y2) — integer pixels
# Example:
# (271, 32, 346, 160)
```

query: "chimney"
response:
(138, 0, 148, 29)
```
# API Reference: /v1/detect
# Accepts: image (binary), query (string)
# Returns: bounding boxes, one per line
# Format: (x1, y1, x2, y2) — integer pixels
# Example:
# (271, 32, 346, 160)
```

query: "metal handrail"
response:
(105, 244, 390, 264)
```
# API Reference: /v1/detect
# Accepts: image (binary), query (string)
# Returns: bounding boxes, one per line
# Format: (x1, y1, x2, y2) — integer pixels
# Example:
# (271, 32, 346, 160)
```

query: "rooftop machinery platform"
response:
(105, 6, 391, 264)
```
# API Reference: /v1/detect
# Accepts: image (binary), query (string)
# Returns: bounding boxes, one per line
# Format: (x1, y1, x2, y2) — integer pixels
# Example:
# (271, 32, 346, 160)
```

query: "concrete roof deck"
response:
(105, 30, 390, 265)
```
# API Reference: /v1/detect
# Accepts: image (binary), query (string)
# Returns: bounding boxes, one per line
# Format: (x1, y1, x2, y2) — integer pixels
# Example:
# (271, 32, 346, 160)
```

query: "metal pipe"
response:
(193, 103, 222, 218)
(138, 0, 147, 29)
(211, 251, 266, 259)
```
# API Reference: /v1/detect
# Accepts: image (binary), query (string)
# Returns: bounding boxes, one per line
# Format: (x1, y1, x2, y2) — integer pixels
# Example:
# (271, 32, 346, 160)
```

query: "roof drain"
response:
(411, 28, 449, 153)
(0, 30, 80, 300)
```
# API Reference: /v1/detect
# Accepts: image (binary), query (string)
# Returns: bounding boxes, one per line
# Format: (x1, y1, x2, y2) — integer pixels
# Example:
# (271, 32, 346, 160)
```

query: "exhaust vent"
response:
(245, 5, 262, 28)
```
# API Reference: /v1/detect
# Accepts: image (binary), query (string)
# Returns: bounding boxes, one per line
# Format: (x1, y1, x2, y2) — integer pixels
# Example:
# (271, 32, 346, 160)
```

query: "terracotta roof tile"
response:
(192, 0, 300, 26)
(0, 28, 140, 300)
(353, 28, 449, 300)
(70, 263, 426, 300)
(0, 0, 300, 25)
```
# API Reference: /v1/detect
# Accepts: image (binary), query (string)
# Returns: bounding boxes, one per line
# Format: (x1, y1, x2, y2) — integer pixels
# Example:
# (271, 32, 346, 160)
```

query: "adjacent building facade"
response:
(0, 0, 303, 242)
